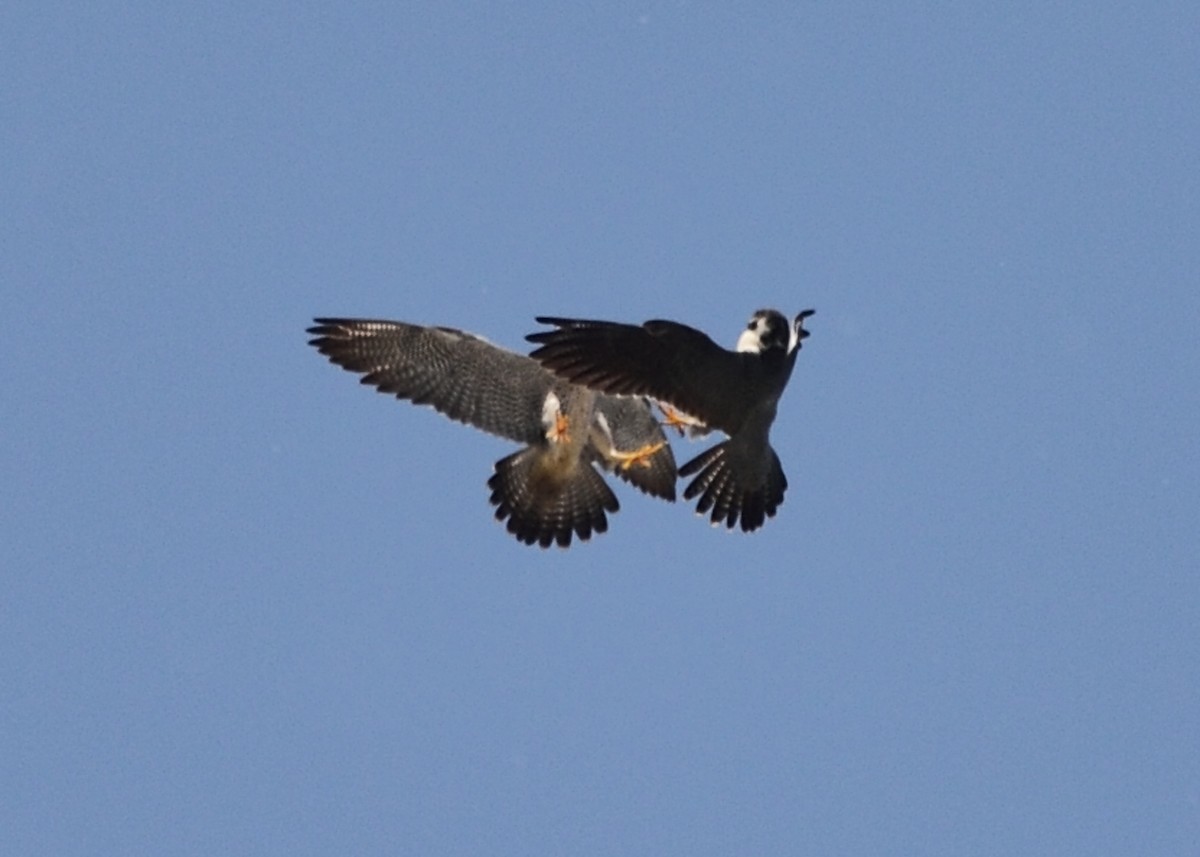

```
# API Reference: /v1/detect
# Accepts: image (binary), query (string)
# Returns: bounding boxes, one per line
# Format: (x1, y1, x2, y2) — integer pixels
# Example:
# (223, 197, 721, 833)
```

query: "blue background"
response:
(4, 3, 1197, 854)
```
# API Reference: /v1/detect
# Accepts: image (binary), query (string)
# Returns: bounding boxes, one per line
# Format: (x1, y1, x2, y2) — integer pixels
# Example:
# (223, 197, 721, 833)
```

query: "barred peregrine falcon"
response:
(307, 318, 677, 548)
(527, 309, 814, 532)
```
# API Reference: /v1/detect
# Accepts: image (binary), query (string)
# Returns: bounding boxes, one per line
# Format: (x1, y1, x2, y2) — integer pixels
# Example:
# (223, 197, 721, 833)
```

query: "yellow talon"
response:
(659, 404, 698, 436)
(552, 412, 571, 443)
(612, 441, 665, 470)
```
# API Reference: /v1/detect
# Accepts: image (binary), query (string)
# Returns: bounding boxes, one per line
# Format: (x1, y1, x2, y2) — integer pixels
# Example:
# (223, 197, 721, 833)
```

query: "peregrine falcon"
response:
(307, 318, 677, 548)
(526, 309, 814, 532)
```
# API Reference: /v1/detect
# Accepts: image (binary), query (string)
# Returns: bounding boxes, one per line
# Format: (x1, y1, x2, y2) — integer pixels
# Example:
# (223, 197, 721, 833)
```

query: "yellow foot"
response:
(611, 441, 666, 470)
(551, 411, 571, 444)
(659, 403, 703, 436)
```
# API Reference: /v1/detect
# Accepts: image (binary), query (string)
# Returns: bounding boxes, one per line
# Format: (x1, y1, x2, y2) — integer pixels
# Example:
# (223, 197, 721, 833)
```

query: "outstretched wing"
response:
(308, 318, 554, 445)
(527, 317, 756, 436)
(593, 395, 678, 501)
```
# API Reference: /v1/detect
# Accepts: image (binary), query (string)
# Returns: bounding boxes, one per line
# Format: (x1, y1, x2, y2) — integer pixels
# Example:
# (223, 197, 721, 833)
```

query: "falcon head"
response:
(736, 309, 793, 354)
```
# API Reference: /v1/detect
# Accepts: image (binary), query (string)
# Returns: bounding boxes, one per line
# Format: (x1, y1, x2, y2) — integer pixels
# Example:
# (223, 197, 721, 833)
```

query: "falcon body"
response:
(308, 318, 676, 548)
(527, 309, 814, 532)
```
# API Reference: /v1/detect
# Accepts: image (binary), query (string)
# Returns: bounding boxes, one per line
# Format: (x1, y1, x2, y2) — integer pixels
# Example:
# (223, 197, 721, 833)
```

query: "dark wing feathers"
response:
(527, 317, 753, 435)
(308, 318, 553, 445)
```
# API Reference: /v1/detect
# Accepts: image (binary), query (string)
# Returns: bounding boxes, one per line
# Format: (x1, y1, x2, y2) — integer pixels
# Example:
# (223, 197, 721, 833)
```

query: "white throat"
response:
(736, 326, 765, 353)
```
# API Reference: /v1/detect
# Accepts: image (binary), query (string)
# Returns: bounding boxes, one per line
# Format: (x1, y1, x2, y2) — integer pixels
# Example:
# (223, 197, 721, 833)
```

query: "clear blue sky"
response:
(4, 3, 1197, 855)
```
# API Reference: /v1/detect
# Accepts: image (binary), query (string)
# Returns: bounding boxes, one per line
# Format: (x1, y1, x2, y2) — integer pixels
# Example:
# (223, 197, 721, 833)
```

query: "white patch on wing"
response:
(540, 391, 562, 436)
(592, 410, 613, 447)
(788, 310, 814, 354)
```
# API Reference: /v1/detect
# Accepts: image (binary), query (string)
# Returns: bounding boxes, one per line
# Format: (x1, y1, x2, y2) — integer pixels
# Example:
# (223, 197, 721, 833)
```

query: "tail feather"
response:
(488, 447, 619, 548)
(679, 440, 787, 532)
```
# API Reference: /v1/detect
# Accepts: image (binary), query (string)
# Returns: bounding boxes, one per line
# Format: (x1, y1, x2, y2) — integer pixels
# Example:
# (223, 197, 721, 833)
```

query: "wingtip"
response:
(307, 317, 353, 337)
(527, 317, 570, 343)
(792, 309, 816, 345)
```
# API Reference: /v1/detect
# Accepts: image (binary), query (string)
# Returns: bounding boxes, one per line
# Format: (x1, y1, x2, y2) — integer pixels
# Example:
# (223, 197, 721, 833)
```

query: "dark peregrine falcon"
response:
(307, 318, 677, 548)
(526, 309, 814, 532)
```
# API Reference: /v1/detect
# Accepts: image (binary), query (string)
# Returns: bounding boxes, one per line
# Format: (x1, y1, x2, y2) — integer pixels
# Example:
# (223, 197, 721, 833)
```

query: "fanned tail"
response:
(679, 441, 787, 532)
(488, 448, 619, 548)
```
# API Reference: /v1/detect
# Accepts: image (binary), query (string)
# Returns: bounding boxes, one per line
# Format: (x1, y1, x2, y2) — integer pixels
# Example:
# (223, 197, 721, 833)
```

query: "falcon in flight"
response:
(307, 318, 676, 548)
(527, 309, 814, 532)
